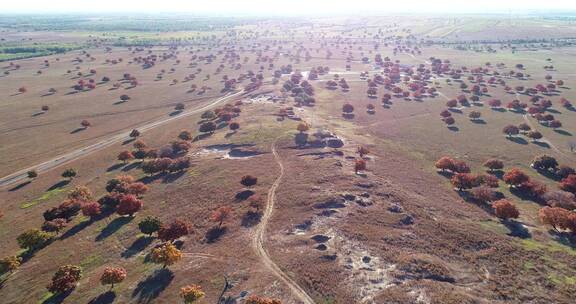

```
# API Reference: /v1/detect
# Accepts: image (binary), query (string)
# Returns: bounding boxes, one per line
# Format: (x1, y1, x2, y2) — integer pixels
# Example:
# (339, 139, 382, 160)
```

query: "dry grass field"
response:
(0, 14, 575, 304)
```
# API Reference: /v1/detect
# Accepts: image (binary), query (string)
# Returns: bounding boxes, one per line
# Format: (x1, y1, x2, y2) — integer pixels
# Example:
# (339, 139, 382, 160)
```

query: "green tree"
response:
(138, 216, 162, 236)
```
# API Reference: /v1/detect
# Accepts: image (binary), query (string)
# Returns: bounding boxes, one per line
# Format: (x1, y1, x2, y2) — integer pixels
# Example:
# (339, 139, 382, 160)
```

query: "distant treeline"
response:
(0, 44, 81, 62)
(1, 46, 72, 54)
(0, 14, 259, 32)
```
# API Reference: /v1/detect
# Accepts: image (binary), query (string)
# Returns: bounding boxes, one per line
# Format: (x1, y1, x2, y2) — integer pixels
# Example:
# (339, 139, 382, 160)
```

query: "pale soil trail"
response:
(522, 114, 571, 159)
(252, 141, 316, 304)
(0, 91, 244, 188)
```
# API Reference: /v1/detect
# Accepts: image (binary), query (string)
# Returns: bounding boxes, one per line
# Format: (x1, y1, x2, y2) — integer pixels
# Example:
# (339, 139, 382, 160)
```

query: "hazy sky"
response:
(3, 0, 575, 14)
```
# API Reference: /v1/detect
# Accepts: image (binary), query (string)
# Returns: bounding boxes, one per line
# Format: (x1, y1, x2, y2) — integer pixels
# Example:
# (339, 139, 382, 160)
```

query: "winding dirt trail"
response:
(253, 141, 315, 304)
(522, 114, 571, 159)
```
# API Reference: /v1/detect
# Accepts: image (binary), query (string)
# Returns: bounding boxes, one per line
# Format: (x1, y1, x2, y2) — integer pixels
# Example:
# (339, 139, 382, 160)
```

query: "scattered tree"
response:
(41, 218, 68, 234)
(296, 123, 309, 133)
(180, 285, 205, 304)
(531, 155, 558, 171)
(100, 266, 127, 289)
(17, 229, 51, 251)
(357, 146, 370, 158)
(27, 170, 38, 179)
(151, 243, 182, 268)
(158, 219, 190, 242)
(81, 201, 101, 220)
(354, 159, 367, 174)
(211, 206, 232, 228)
(241, 175, 258, 188)
(47, 265, 82, 294)
(493, 199, 520, 220)
(451, 173, 478, 191)
(0, 255, 22, 273)
(199, 121, 217, 134)
(138, 216, 162, 236)
(116, 194, 143, 217)
(527, 130, 543, 142)
(483, 159, 504, 172)
(539, 206, 570, 231)
(129, 129, 140, 138)
(560, 174, 576, 194)
(61, 168, 77, 180)
(502, 125, 519, 137)
(503, 168, 530, 187)
(117, 150, 134, 163)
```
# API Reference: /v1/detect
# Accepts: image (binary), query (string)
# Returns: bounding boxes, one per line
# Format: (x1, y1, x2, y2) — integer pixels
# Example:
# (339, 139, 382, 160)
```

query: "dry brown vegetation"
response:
(1, 15, 576, 304)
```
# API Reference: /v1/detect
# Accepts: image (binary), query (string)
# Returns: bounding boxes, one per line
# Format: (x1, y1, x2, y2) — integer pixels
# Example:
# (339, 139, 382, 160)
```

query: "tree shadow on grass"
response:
(122, 138, 136, 145)
(554, 129, 572, 136)
(121, 162, 141, 172)
(47, 180, 70, 191)
(107, 163, 125, 172)
(235, 189, 255, 201)
(42, 290, 73, 304)
(532, 141, 550, 149)
(471, 119, 486, 124)
(122, 236, 154, 258)
(536, 168, 561, 181)
(435, 170, 454, 179)
(60, 219, 93, 240)
(96, 216, 133, 242)
(162, 171, 186, 184)
(456, 191, 496, 216)
(487, 170, 504, 179)
(205, 226, 226, 243)
(88, 291, 116, 304)
(549, 231, 576, 249)
(9, 180, 31, 192)
(138, 173, 165, 185)
(59, 206, 115, 240)
(192, 133, 212, 142)
(70, 127, 85, 134)
(132, 268, 174, 304)
(502, 219, 531, 238)
(509, 187, 545, 204)
(447, 126, 459, 132)
(506, 136, 528, 145)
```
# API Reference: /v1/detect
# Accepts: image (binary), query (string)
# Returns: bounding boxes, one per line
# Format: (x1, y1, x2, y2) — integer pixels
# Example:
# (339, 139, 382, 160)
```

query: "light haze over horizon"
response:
(3, 0, 576, 15)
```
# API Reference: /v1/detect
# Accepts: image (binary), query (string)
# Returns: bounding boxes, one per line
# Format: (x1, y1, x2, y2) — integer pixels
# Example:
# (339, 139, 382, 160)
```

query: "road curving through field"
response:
(253, 140, 316, 304)
(0, 91, 244, 188)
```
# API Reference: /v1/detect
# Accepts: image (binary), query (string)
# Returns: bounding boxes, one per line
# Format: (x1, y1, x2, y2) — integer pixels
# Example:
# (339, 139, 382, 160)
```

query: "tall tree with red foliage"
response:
(116, 194, 143, 217)
(493, 199, 520, 220)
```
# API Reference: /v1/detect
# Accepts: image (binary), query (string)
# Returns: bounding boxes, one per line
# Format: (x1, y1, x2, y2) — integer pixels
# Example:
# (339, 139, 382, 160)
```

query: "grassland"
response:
(1, 14, 576, 304)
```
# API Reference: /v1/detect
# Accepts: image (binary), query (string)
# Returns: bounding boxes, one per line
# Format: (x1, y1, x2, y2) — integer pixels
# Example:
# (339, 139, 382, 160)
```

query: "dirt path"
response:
(252, 141, 315, 304)
(0, 91, 244, 188)
(522, 114, 571, 159)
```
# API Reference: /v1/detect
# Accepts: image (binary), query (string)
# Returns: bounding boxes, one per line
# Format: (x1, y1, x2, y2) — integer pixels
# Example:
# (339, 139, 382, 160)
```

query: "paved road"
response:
(0, 91, 244, 188)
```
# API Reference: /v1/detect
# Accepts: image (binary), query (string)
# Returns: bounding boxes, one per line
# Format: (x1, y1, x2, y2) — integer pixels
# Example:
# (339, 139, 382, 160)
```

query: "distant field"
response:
(1, 14, 576, 304)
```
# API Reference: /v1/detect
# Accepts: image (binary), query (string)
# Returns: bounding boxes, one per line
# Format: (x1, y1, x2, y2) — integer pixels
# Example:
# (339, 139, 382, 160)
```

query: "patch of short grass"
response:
(38, 291, 53, 303)
(20, 188, 66, 209)
(478, 219, 508, 235)
(80, 254, 103, 271)
(520, 239, 576, 257)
